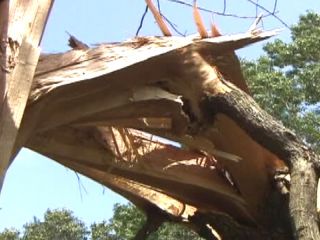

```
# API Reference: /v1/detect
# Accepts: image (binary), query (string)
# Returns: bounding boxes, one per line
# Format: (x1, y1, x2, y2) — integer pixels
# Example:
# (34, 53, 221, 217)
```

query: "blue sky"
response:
(1, 0, 319, 231)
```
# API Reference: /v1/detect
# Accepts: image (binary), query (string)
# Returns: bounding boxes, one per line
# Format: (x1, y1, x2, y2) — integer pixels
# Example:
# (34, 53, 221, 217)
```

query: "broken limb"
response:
(145, 0, 172, 36)
(201, 80, 320, 240)
(193, 0, 209, 38)
(132, 205, 169, 240)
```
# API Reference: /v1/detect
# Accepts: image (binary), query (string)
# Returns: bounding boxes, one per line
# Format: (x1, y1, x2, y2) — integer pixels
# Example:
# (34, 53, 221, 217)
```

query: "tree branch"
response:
(202, 80, 320, 240)
(132, 205, 168, 240)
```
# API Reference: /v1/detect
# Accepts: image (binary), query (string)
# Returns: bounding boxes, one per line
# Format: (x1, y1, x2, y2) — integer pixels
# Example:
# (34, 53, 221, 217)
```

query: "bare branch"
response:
(74, 171, 88, 201)
(166, 0, 289, 29)
(161, 14, 186, 36)
(136, 5, 149, 36)
(157, 0, 186, 36)
(246, 0, 289, 28)
(166, 0, 268, 19)
(272, 0, 278, 14)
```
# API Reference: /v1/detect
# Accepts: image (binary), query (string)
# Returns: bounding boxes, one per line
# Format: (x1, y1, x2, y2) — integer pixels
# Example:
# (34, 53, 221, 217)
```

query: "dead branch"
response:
(145, 0, 172, 36)
(67, 32, 89, 50)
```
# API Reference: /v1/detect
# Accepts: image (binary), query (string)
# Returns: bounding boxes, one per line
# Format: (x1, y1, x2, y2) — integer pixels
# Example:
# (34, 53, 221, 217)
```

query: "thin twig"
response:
(161, 14, 186, 36)
(156, 0, 161, 11)
(166, 0, 268, 19)
(223, 0, 226, 14)
(247, 0, 289, 28)
(136, 5, 149, 36)
(157, 0, 186, 36)
(272, 0, 278, 14)
(74, 171, 88, 201)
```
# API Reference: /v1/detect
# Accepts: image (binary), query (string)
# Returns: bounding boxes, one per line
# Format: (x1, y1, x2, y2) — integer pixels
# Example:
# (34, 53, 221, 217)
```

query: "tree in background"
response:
(0, 209, 88, 240)
(90, 203, 145, 240)
(0, 228, 20, 240)
(0, 204, 203, 240)
(243, 12, 320, 152)
(90, 221, 113, 240)
(22, 209, 88, 240)
(91, 203, 203, 240)
(147, 222, 203, 240)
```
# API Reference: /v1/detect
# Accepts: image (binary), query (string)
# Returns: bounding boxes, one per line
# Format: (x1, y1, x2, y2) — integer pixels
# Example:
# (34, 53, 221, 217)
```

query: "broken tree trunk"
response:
(7, 29, 319, 239)
(0, 0, 54, 191)
(203, 81, 320, 239)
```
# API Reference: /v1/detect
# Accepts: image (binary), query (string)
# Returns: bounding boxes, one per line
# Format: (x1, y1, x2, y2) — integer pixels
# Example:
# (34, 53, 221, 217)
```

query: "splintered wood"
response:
(0, 0, 53, 190)
(14, 29, 284, 229)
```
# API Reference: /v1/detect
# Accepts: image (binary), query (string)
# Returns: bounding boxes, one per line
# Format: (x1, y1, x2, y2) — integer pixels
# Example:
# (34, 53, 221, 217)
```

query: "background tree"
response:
(92, 203, 203, 240)
(22, 209, 88, 240)
(0, 228, 20, 240)
(91, 221, 115, 240)
(147, 222, 203, 240)
(242, 11, 320, 152)
(92, 203, 145, 240)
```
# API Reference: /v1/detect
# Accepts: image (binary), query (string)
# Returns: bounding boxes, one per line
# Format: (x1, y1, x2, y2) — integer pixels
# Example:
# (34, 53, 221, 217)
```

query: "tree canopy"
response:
(0, 204, 203, 240)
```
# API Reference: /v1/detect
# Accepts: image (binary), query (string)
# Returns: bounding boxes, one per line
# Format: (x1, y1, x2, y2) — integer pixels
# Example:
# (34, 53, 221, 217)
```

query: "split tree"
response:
(0, 1, 319, 239)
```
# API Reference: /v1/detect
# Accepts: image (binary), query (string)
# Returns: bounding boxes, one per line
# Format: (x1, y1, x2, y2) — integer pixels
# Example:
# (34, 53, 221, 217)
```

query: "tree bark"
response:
(202, 80, 320, 240)
(132, 206, 168, 240)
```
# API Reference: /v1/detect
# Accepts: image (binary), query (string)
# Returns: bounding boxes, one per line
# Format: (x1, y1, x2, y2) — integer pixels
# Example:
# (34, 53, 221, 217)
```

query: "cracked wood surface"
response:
(0, 0, 54, 190)
(9, 29, 304, 239)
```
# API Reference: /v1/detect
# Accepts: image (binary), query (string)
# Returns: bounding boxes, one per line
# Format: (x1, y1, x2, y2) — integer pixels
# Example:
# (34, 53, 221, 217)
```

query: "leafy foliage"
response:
(148, 222, 203, 240)
(90, 221, 114, 240)
(0, 205, 203, 240)
(89, 203, 203, 240)
(101, 203, 203, 240)
(22, 209, 88, 240)
(242, 12, 320, 152)
(95, 203, 145, 240)
(0, 228, 20, 240)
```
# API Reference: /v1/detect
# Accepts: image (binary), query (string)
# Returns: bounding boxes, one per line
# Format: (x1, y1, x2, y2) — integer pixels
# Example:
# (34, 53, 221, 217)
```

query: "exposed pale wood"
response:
(0, 0, 9, 191)
(30, 30, 278, 103)
(15, 30, 282, 225)
(0, 1, 316, 237)
(55, 161, 197, 220)
(203, 80, 319, 239)
(41, 158, 214, 239)
(13, 28, 312, 238)
(193, 1, 209, 38)
(145, 0, 172, 36)
(0, 0, 54, 190)
(32, 86, 185, 133)
(0, 0, 9, 111)
(25, 124, 257, 224)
